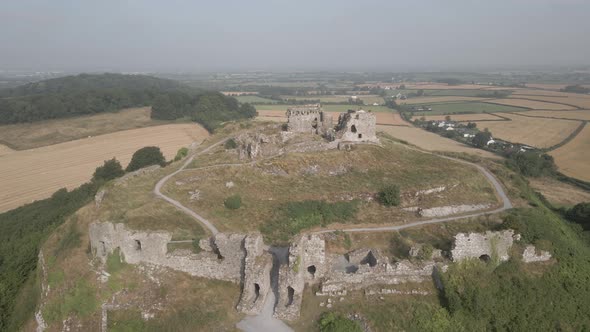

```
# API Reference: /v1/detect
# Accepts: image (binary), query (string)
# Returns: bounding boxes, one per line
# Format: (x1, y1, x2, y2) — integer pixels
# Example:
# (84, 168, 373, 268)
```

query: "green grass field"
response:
(424, 89, 511, 97)
(409, 101, 528, 115)
(234, 95, 277, 104)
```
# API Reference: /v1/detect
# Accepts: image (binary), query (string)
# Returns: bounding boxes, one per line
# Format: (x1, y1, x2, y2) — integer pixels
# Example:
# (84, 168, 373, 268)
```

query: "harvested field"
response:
(474, 113, 581, 148)
(422, 113, 504, 122)
(410, 101, 526, 115)
(520, 110, 590, 121)
(0, 107, 173, 150)
(255, 104, 392, 113)
(403, 83, 488, 90)
(400, 96, 486, 105)
(513, 89, 572, 97)
(0, 124, 209, 212)
(486, 98, 571, 110)
(550, 124, 590, 182)
(529, 177, 590, 207)
(511, 90, 590, 108)
(376, 125, 499, 159)
(525, 83, 569, 91)
(280, 94, 384, 105)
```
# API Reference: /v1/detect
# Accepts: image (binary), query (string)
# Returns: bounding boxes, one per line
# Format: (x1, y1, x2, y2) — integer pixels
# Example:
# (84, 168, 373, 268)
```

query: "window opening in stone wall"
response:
(351, 125, 357, 133)
(254, 283, 261, 302)
(134, 240, 142, 251)
(307, 265, 316, 278)
(479, 254, 491, 263)
(287, 286, 295, 306)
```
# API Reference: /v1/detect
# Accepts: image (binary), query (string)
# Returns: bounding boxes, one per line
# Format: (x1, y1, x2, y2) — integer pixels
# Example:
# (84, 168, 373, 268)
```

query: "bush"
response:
(319, 312, 362, 332)
(566, 202, 590, 228)
(92, 158, 125, 182)
(126, 146, 166, 172)
(224, 138, 237, 149)
(506, 152, 556, 177)
(224, 195, 242, 210)
(378, 185, 400, 206)
(174, 147, 189, 161)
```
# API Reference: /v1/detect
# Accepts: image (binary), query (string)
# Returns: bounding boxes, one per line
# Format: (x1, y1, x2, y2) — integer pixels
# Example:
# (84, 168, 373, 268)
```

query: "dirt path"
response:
(153, 138, 230, 235)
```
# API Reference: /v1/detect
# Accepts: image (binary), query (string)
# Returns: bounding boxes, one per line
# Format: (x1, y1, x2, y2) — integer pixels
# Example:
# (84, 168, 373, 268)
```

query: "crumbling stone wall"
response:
(522, 245, 552, 263)
(286, 104, 333, 136)
(235, 132, 282, 160)
(274, 234, 326, 321)
(237, 234, 273, 315)
(89, 222, 247, 282)
(451, 230, 516, 262)
(335, 110, 378, 143)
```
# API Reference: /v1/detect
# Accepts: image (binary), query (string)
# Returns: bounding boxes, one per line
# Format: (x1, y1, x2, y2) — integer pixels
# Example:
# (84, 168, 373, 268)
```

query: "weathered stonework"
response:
(286, 104, 332, 135)
(235, 132, 282, 160)
(451, 230, 516, 262)
(89, 222, 247, 282)
(237, 234, 274, 315)
(522, 245, 552, 263)
(335, 110, 378, 143)
(274, 234, 326, 321)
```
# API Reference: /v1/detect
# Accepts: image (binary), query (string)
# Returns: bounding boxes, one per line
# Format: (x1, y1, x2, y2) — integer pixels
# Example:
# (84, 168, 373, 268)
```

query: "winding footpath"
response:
(153, 138, 230, 235)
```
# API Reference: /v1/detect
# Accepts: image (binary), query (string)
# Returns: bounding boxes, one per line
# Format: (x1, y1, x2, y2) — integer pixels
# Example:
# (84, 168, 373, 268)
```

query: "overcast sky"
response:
(1, 0, 589, 72)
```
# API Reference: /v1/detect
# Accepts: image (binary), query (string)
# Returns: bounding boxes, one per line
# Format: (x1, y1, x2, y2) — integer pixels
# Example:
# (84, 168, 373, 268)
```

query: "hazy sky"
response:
(1, 0, 590, 71)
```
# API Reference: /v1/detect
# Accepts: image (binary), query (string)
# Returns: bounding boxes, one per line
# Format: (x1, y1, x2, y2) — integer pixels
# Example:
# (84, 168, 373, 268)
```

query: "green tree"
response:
(378, 185, 401, 206)
(92, 158, 125, 182)
(566, 203, 590, 228)
(173, 147, 189, 161)
(472, 131, 492, 148)
(126, 146, 166, 172)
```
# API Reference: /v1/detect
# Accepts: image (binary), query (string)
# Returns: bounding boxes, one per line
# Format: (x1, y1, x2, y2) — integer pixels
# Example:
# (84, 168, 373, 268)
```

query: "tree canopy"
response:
(125, 146, 166, 172)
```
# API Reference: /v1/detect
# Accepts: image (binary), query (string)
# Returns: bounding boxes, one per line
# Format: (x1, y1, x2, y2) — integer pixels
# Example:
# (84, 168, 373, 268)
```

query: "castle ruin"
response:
(285, 104, 377, 144)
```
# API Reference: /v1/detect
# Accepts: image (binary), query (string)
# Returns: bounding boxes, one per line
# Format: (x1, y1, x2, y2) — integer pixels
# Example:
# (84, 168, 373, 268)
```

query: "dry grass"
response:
(422, 113, 503, 122)
(162, 138, 497, 235)
(550, 124, 590, 182)
(486, 98, 571, 110)
(520, 110, 590, 121)
(474, 113, 581, 148)
(0, 124, 209, 212)
(511, 90, 590, 108)
(0, 107, 174, 150)
(529, 177, 590, 207)
(376, 125, 499, 159)
(399, 96, 486, 105)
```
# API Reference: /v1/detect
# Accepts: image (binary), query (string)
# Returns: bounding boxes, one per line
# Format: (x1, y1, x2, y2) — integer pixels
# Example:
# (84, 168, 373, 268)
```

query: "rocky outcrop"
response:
(235, 132, 282, 160)
(418, 204, 491, 218)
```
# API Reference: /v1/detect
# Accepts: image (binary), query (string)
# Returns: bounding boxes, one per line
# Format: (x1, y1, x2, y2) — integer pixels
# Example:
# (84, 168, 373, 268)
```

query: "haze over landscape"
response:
(2, 0, 590, 71)
(1, 1, 590, 332)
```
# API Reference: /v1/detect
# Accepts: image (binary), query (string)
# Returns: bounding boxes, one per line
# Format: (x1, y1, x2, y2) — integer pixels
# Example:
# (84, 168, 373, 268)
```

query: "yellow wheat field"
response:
(550, 125, 590, 182)
(0, 124, 209, 212)
(486, 98, 572, 110)
(475, 113, 581, 148)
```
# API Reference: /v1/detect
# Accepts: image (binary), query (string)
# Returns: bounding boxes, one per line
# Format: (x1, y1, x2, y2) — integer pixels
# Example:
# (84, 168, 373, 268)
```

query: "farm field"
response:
(254, 104, 392, 112)
(529, 177, 590, 207)
(525, 83, 569, 91)
(486, 98, 572, 110)
(422, 113, 504, 122)
(423, 89, 511, 97)
(234, 95, 277, 104)
(410, 101, 527, 115)
(474, 113, 581, 148)
(520, 110, 590, 121)
(0, 107, 174, 150)
(376, 125, 499, 159)
(403, 83, 489, 90)
(511, 90, 590, 108)
(280, 94, 384, 105)
(0, 124, 209, 212)
(0, 144, 14, 157)
(550, 124, 590, 182)
(400, 96, 486, 105)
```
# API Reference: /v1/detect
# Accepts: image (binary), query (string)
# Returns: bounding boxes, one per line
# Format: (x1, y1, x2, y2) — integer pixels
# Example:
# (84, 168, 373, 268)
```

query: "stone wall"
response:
(335, 110, 378, 143)
(236, 234, 274, 315)
(286, 104, 324, 134)
(89, 222, 247, 283)
(451, 230, 515, 262)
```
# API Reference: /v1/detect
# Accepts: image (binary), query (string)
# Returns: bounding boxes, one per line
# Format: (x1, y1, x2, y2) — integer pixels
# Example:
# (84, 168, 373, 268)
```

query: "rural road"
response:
(153, 138, 229, 235)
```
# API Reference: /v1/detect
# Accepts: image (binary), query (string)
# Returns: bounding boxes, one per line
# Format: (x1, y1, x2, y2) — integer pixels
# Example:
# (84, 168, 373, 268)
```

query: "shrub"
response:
(378, 185, 400, 206)
(224, 195, 242, 210)
(174, 147, 189, 161)
(566, 202, 590, 228)
(126, 146, 166, 172)
(224, 138, 237, 149)
(192, 238, 202, 254)
(417, 244, 434, 260)
(506, 152, 556, 177)
(92, 158, 124, 182)
(319, 312, 362, 332)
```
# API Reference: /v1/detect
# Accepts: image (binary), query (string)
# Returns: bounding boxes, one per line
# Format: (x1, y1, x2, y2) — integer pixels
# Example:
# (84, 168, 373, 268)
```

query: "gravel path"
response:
(153, 138, 229, 235)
